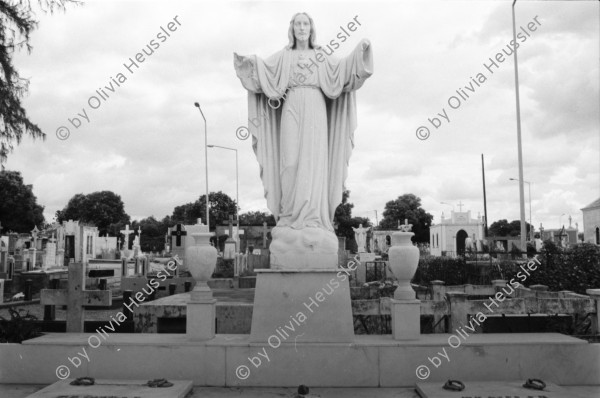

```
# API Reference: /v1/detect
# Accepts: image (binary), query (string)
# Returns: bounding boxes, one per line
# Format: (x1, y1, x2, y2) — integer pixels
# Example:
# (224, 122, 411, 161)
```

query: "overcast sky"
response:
(6, 0, 599, 234)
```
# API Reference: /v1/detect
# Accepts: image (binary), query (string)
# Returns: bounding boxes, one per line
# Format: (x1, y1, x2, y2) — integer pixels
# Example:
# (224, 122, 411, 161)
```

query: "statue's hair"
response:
(286, 12, 320, 50)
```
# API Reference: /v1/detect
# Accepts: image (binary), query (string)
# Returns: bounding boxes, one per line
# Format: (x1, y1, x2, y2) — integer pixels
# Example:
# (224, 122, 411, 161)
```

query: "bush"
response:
(0, 307, 42, 343)
(496, 243, 600, 294)
(413, 244, 600, 292)
(212, 258, 234, 278)
(412, 256, 469, 285)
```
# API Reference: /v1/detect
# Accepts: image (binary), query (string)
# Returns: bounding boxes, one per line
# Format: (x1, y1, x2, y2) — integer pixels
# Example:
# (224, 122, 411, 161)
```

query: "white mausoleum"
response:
(429, 209, 484, 256)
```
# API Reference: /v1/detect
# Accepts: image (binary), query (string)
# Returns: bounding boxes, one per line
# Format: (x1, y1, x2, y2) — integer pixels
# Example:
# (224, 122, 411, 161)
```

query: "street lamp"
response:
(512, 0, 528, 254)
(194, 102, 210, 228)
(207, 145, 239, 230)
(364, 210, 379, 228)
(509, 178, 533, 242)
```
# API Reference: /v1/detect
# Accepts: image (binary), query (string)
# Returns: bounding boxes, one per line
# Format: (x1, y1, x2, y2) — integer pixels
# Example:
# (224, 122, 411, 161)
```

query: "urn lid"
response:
(391, 230, 414, 246)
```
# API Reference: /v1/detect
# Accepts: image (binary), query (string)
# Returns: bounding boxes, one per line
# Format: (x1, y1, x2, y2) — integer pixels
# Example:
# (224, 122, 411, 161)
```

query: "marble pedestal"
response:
(391, 299, 421, 340)
(187, 284, 217, 341)
(250, 269, 354, 343)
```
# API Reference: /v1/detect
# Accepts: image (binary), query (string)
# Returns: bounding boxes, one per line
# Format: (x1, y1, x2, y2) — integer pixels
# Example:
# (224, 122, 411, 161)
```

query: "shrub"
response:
(0, 307, 42, 343)
(412, 256, 469, 285)
(498, 243, 600, 294)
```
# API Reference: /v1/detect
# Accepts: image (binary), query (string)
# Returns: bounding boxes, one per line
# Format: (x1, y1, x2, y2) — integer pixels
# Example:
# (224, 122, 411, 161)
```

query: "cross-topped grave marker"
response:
(41, 262, 112, 332)
(171, 223, 187, 247)
(120, 224, 134, 250)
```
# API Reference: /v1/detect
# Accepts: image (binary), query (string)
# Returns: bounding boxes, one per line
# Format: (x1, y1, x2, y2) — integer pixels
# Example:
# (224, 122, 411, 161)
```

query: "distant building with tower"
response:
(540, 215, 580, 247)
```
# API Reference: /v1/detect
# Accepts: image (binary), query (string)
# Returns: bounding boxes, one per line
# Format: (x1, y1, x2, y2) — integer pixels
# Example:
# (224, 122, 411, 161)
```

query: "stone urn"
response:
(186, 231, 217, 300)
(388, 228, 420, 300)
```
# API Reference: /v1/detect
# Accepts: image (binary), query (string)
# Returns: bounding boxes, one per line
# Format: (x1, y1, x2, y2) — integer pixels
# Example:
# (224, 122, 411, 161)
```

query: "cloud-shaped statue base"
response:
(269, 226, 339, 270)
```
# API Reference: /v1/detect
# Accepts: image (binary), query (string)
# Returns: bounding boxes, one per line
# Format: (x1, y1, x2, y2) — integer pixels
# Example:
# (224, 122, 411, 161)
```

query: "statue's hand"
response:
(234, 52, 253, 70)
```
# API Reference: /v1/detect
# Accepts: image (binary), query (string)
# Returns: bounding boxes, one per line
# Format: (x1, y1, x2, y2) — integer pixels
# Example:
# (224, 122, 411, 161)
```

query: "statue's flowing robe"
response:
(234, 40, 373, 232)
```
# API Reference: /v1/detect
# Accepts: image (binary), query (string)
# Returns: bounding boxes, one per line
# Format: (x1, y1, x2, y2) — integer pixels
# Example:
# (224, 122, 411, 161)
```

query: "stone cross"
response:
(40, 262, 112, 332)
(30, 226, 39, 268)
(31, 226, 39, 248)
(457, 201, 464, 212)
(120, 224, 134, 250)
(171, 224, 187, 247)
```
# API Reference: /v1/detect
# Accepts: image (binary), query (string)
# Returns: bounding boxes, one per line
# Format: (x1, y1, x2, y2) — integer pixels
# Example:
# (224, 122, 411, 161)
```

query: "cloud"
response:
(4, 0, 598, 235)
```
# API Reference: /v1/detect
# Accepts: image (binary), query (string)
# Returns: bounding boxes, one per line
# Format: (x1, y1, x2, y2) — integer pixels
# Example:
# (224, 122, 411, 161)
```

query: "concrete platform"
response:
(1, 385, 599, 398)
(0, 333, 597, 387)
(25, 379, 193, 398)
(416, 380, 587, 398)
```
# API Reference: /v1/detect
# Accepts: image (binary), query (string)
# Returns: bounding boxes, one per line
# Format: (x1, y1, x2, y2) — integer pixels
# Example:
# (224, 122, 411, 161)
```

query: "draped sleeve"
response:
(316, 39, 373, 219)
(233, 49, 291, 218)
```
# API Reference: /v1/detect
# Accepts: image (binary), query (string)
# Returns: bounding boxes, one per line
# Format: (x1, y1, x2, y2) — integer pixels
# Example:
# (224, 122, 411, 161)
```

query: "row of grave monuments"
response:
(167, 219, 273, 276)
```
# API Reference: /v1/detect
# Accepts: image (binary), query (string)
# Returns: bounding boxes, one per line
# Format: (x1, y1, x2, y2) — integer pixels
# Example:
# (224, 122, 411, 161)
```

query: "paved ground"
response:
(1, 384, 599, 398)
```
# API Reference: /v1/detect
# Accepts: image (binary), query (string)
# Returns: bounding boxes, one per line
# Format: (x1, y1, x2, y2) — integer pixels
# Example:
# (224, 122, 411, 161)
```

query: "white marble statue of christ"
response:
(234, 12, 373, 269)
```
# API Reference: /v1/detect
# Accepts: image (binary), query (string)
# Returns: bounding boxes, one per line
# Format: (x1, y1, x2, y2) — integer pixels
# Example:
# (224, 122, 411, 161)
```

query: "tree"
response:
(1, 0, 77, 165)
(0, 170, 44, 232)
(238, 210, 276, 226)
(379, 193, 433, 243)
(170, 191, 237, 230)
(489, 219, 531, 237)
(131, 216, 169, 253)
(56, 191, 130, 236)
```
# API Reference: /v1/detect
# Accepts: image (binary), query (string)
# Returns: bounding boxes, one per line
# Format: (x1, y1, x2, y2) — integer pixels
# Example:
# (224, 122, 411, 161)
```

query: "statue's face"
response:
(293, 14, 311, 43)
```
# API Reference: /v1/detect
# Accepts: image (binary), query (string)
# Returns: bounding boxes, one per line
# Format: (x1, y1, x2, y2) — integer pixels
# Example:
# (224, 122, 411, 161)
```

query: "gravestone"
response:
(120, 224, 135, 259)
(133, 226, 142, 257)
(170, 223, 187, 262)
(42, 234, 57, 270)
(223, 215, 236, 259)
(0, 235, 7, 275)
(357, 252, 376, 283)
(40, 262, 112, 332)
(30, 226, 39, 269)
